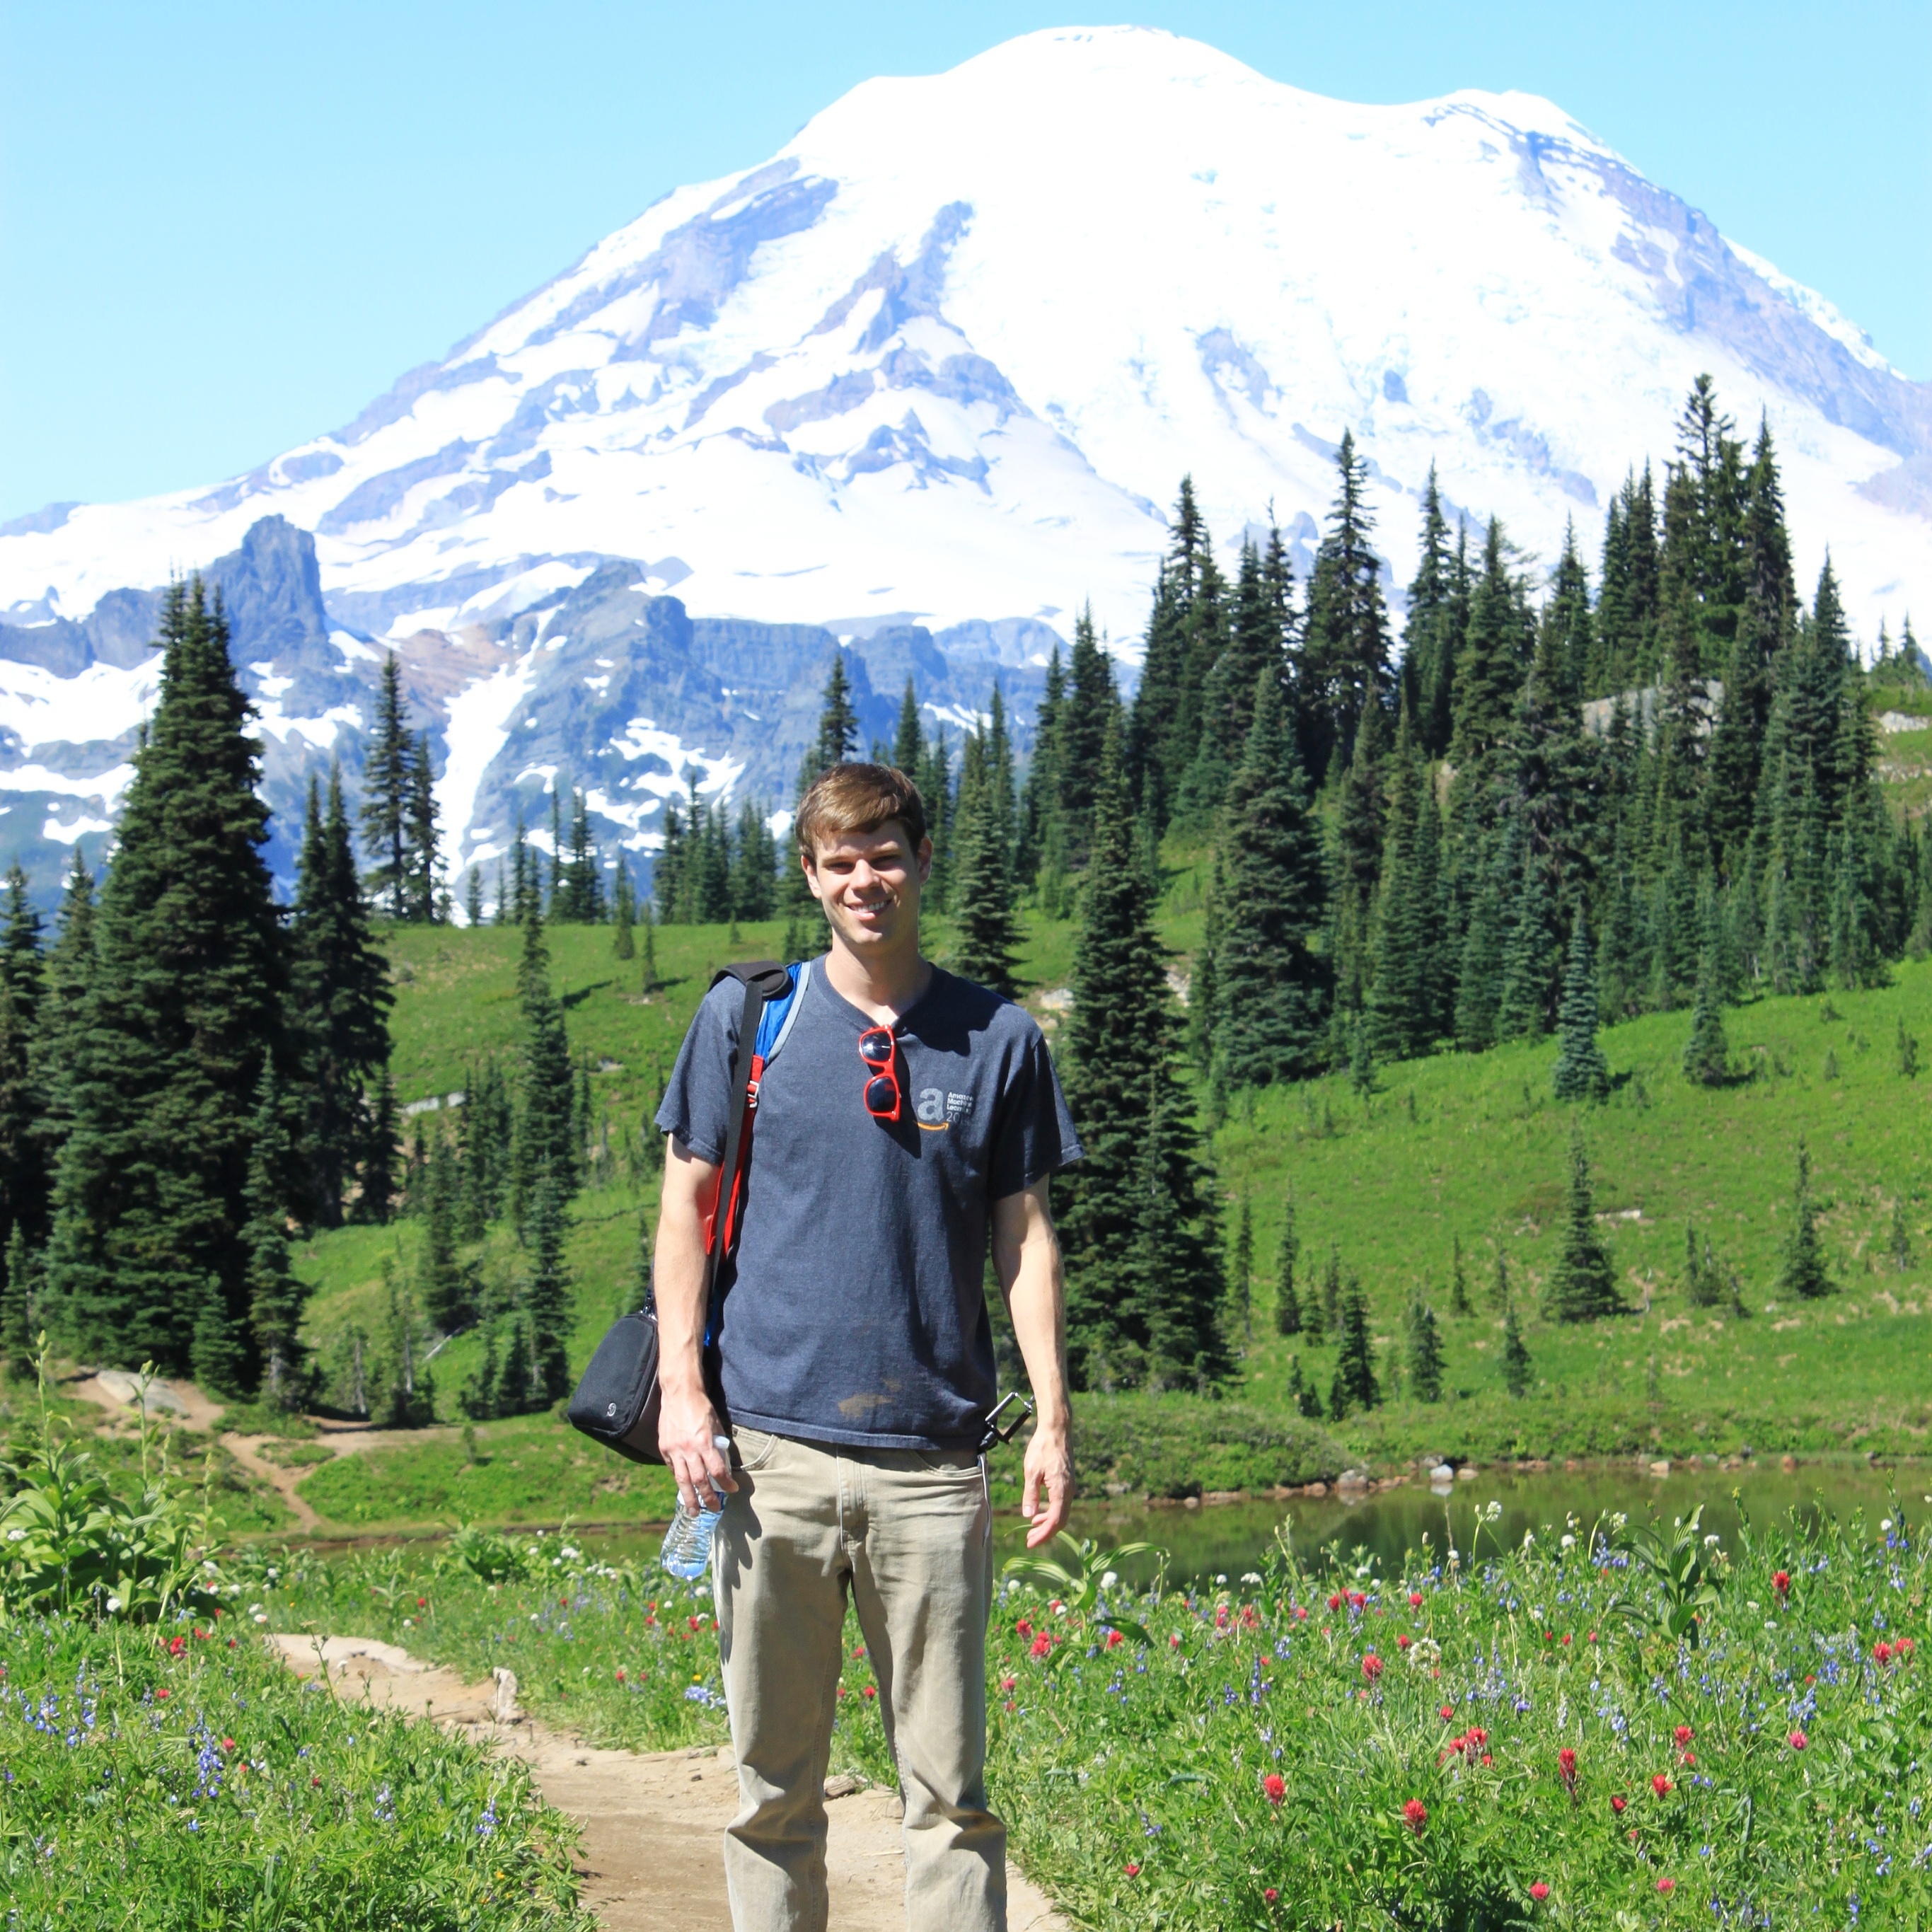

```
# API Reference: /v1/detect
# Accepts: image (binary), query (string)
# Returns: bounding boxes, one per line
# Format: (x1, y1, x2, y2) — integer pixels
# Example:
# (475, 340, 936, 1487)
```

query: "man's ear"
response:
(801, 846, 825, 904)
(915, 835, 934, 885)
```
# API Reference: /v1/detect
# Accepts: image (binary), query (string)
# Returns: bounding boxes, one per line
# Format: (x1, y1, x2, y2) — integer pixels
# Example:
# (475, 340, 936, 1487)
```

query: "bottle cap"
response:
(712, 1434, 731, 1451)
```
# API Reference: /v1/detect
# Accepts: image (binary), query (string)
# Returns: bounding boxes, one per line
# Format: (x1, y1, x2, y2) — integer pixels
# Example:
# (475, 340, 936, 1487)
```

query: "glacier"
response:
(0, 25, 1926, 902)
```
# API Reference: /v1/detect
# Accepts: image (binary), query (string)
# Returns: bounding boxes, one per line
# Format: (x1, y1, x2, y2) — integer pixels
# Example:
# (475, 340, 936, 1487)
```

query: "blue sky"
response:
(3, 1, 1926, 524)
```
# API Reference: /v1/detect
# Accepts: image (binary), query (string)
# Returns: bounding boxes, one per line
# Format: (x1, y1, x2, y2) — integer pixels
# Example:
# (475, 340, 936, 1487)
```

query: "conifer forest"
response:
(0, 376, 1927, 1442)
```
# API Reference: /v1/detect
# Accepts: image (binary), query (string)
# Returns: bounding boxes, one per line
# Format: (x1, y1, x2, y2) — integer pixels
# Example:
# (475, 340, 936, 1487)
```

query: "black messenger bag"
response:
(565, 961, 794, 1464)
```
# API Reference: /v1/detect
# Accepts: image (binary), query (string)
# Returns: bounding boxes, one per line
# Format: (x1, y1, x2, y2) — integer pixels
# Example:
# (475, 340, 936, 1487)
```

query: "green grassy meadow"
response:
(265, 893, 1932, 1538)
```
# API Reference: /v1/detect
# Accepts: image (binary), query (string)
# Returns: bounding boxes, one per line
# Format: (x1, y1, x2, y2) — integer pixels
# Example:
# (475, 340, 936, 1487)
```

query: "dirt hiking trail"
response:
(270, 1633, 1070, 1932)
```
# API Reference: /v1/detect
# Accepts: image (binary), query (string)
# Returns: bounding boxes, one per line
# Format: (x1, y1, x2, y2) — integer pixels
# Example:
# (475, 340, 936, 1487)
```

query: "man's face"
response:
(804, 819, 931, 956)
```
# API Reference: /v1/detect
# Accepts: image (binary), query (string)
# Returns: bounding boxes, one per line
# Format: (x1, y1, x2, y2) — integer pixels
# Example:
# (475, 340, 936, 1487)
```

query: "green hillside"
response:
(282, 896, 1932, 1533)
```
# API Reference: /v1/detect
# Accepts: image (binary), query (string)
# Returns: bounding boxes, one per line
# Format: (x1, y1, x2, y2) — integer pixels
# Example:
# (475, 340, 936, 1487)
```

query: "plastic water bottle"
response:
(660, 1436, 733, 1580)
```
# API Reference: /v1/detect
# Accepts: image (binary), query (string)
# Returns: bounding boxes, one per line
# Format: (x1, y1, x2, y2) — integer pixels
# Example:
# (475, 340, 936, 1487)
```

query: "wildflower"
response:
(1348, 1591, 1366, 1610)
(156, 1689, 169, 1701)
(1466, 1727, 1487, 1747)
(1361, 1653, 1383, 1682)
(1326, 1593, 1343, 1612)
(1674, 1725, 1693, 1747)
(1000, 1674, 1016, 1691)
(1396, 1633, 1412, 1650)
(1651, 1774, 1672, 1797)
(1875, 1642, 1894, 1665)
(416, 1597, 427, 1609)
(1530, 1881, 1550, 1902)
(1106, 1630, 1125, 1649)
(1899, 1637, 1916, 1660)
(1772, 1571, 1791, 1598)
(852, 1645, 866, 1658)
(1611, 1795, 1628, 1814)
(1262, 1773, 1286, 1806)
(1016, 1618, 1033, 1638)
(1263, 1887, 1279, 1903)
(1124, 1862, 1142, 1877)
(1169, 1634, 1182, 1648)
(1408, 1591, 1423, 1609)
(167, 1638, 186, 1658)
(1656, 1878, 1674, 1895)
(1292, 1605, 1307, 1621)
(1402, 1798, 1428, 1835)
(1029, 1633, 1051, 1660)
(1558, 1747, 1578, 1789)
(1680, 1752, 1696, 1768)
(1788, 1730, 1807, 1750)
(1560, 1632, 1572, 1646)
(1440, 1703, 1454, 1721)
(862, 1685, 877, 1701)
(615, 1668, 626, 1684)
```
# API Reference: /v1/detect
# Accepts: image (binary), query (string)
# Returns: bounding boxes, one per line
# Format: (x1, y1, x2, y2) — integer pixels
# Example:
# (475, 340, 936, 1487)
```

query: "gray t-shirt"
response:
(655, 959, 1082, 1450)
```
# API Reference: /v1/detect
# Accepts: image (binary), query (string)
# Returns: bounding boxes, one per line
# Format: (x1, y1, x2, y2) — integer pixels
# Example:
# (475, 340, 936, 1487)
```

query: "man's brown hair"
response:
(794, 762, 928, 862)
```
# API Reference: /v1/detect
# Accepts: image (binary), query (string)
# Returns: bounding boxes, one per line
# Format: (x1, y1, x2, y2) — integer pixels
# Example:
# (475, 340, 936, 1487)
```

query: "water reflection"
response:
(991, 1464, 1929, 1585)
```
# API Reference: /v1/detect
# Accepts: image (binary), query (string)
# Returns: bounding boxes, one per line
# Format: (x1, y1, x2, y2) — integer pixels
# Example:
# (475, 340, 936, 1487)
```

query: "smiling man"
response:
(653, 760, 1080, 1932)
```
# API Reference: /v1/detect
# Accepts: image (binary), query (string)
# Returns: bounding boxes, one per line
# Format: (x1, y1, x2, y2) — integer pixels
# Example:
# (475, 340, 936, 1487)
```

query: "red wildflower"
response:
(1681, 1752, 1696, 1768)
(1016, 1618, 1034, 1637)
(1000, 1674, 1016, 1691)
(1408, 1591, 1424, 1609)
(852, 1644, 866, 1658)
(1401, 1798, 1428, 1836)
(1326, 1593, 1343, 1612)
(688, 1615, 704, 1631)
(837, 1686, 847, 1699)
(1348, 1591, 1366, 1611)
(1611, 1795, 1628, 1814)
(615, 1667, 626, 1683)
(1651, 1774, 1672, 1797)
(1772, 1571, 1791, 1597)
(221, 1738, 236, 1752)
(1560, 1633, 1572, 1646)
(1480, 1753, 1493, 1766)
(1899, 1636, 1916, 1659)
(167, 1636, 186, 1658)
(1106, 1629, 1125, 1648)
(1262, 1773, 1286, 1806)
(862, 1685, 877, 1700)
(311, 1774, 322, 1787)
(1529, 1882, 1550, 1902)
(1656, 1878, 1675, 1895)
(416, 1597, 427, 1609)
(1361, 1653, 1384, 1682)
(155, 1689, 169, 1701)
(193, 1628, 208, 1641)
(1263, 1887, 1279, 1904)
(1875, 1641, 1894, 1665)
(1215, 1604, 1231, 1630)
(1240, 1604, 1261, 1630)
(1558, 1747, 1578, 1787)
(1396, 1633, 1413, 1650)
(1030, 1632, 1052, 1659)
(1788, 1730, 1807, 1751)
(1674, 1725, 1693, 1747)
(1466, 1727, 1487, 1747)
(1124, 1862, 1142, 1878)
(1440, 1703, 1454, 1721)
(1169, 1634, 1182, 1648)
(1292, 1605, 1307, 1621)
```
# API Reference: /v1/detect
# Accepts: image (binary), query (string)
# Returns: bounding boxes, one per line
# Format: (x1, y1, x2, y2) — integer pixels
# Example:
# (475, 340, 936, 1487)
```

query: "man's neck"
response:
(823, 930, 932, 1024)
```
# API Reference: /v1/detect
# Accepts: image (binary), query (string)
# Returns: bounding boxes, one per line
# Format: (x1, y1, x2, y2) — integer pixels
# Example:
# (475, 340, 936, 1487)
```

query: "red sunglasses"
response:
(858, 1026, 901, 1121)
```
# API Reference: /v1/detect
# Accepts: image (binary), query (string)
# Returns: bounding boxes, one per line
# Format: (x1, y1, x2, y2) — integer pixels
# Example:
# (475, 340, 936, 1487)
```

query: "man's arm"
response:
(654, 1135, 737, 1512)
(990, 1179, 1073, 1549)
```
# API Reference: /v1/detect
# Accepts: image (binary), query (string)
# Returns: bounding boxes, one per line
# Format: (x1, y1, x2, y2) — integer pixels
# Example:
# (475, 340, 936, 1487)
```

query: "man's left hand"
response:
(1019, 1422, 1073, 1547)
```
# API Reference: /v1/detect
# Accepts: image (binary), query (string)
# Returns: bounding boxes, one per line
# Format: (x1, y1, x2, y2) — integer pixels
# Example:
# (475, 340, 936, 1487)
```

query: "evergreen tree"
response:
(1500, 1307, 1532, 1397)
(291, 764, 394, 1227)
(1450, 1234, 1471, 1317)
(1058, 714, 1227, 1391)
(1681, 930, 1730, 1086)
(893, 676, 923, 774)
(243, 1068, 306, 1409)
(1407, 1294, 1445, 1403)
(1494, 833, 1556, 1039)
(29, 852, 95, 1196)
(465, 867, 483, 927)
(1059, 607, 1119, 865)
(0, 864, 45, 1251)
(360, 653, 413, 920)
(1302, 433, 1392, 778)
(523, 1174, 573, 1404)
(45, 580, 289, 1381)
(612, 857, 635, 959)
(1451, 520, 1532, 768)
(1213, 670, 1329, 1084)
(1367, 701, 1446, 1060)
(1273, 1198, 1300, 1336)
(1406, 465, 1458, 756)
(814, 652, 860, 776)
(640, 901, 662, 990)
(0, 1224, 30, 1372)
(1777, 1138, 1832, 1300)
(404, 731, 441, 922)
(949, 700, 1022, 995)
(1547, 1126, 1623, 1322)
(511, 913, 577, 1227)
(377, 1259, 434, 1427)
(1551, 908, 1609, 1100)
(359, 1075, 399, 1226)
(1328, 1275, 1379, 1419)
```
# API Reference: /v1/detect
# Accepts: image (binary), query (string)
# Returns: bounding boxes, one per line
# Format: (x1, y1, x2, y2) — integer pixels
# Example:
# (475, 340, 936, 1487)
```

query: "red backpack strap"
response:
(701, 962, 791, 1275)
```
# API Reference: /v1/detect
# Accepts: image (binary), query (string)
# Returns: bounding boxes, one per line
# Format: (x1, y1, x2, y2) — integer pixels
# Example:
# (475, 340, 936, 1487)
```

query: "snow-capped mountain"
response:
(1, 25, 1927, 903)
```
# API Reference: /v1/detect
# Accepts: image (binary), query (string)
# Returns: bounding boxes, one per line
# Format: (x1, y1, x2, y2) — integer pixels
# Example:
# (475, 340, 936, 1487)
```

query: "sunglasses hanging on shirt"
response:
(857, 1025, 901, 1121)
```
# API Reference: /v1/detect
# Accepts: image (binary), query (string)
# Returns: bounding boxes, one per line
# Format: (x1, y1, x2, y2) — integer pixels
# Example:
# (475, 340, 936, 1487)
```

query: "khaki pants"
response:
(712, 1425, 1005, 1932)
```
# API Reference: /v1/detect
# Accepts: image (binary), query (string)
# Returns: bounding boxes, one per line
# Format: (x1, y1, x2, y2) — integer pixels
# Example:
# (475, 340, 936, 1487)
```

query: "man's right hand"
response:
(659, 1386, 739, 1513)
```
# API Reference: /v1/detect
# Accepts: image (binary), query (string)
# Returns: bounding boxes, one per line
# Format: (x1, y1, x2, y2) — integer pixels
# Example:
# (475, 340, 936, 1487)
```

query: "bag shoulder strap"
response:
(703, 961, 792, 1293)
